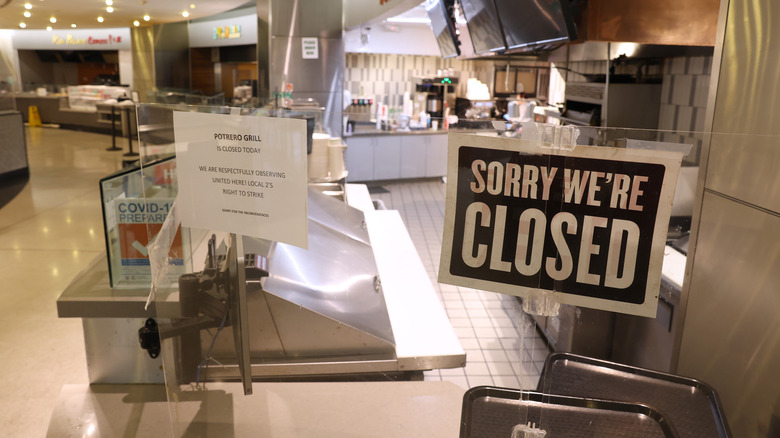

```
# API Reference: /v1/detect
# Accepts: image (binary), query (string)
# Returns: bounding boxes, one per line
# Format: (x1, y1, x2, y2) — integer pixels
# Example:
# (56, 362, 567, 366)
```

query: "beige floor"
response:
(0, 127, 123, 437)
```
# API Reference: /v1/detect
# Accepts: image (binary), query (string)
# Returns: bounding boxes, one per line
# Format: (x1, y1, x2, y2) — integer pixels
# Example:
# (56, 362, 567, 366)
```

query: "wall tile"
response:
(670, 57, 687, 74)
(677, 106, 694, 131)
(694, 105, 706, 131)
(693, 75, 710, 108)
(688, 56, 706, 75)
(659, 104, 677, 131)
(671, 75, 694, 106)
(660, 76, 671, 104)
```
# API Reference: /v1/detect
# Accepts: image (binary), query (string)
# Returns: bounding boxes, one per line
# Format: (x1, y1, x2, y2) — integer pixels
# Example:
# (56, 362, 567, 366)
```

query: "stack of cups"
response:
(307, 133, 331, 180)
(328, 138, 347, 180)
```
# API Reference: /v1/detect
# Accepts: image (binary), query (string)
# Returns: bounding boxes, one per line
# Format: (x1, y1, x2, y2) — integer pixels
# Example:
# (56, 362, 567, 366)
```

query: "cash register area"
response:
(0, 126, 548, 437)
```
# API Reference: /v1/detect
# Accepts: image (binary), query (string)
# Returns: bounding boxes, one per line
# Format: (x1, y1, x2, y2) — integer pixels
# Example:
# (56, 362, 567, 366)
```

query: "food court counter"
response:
(344, 127, 487, 181)
(7, 93, 135, 136)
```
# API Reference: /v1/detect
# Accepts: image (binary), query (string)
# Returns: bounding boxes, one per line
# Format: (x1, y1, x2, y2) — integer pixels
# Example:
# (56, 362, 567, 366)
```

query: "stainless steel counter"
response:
(347, 126, 485, 137)
(57, 184, 465, 382)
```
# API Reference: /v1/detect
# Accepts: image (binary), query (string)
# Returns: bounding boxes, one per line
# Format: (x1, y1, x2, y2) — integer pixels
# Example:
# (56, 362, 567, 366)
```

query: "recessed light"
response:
(106, 0, 113, 5)
(143, 15, 150, 21)
(50, 17, 56, 23)
(24, 11, 31, 17)
(106, 6, 113, 13)
(97, 16, 104, 22)
(46, 26, 52, 31)
(190, 4, 195, 8)
(71, 24, 76, 28)
(133, 20, 140, 27)
(19, 22, 26, 28)
(24, 3, 32, 10)
(182, 11, 189, 17)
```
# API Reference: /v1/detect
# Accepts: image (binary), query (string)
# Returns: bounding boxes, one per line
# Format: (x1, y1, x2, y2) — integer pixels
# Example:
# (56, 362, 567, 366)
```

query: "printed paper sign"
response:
(439, 134, 682, 317)
(302, 37, 318, 59)
(115, 199, 184, 283)
(173, 112, 308, 248)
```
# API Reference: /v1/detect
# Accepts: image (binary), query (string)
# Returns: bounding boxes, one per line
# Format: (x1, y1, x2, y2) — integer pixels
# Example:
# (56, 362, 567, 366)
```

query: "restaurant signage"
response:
(214, 25, 241, 40)
(12, 28, 131, 50)
(439, 133, 682, 317)
(188, 13, 257, 47)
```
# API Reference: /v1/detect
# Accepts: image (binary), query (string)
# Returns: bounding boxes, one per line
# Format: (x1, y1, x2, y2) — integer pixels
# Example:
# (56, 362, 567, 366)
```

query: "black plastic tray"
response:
(537, 353, 731, 438)
(461, 386, 679, 438)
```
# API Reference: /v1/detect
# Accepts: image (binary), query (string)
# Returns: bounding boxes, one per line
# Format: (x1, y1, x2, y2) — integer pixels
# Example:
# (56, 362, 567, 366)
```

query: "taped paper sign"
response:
(439, 133, 682, 317)
(173, 112, 308, 249)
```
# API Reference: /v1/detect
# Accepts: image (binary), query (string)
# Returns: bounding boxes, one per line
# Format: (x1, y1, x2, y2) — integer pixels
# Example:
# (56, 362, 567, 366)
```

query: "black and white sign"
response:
(439, 134, 682, 317)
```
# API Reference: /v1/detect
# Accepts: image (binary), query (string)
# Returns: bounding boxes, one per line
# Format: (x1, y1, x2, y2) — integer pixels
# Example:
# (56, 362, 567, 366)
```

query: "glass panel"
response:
(128, 96, 714, 434)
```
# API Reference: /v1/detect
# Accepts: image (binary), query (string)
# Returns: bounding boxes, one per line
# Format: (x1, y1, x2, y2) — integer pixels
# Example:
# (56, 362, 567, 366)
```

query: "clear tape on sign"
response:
(146, 199, 181, 309)
(621, 138, 694, 157)
(522, 289, 561, 317)
(520, 122, 579, 151)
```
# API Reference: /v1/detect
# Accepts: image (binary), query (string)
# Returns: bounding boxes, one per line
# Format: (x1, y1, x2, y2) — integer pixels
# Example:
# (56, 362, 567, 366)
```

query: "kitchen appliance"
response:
(559, 82, 661, 144)
(416, 77, 458, 120)
(426, 94, 442, 115)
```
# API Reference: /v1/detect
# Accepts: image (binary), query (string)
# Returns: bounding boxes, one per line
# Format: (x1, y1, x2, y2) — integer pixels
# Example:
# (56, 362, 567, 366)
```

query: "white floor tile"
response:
(492, 375, 521, 389)
(464, 361, 490, 376)
(466, 375, 495, 388)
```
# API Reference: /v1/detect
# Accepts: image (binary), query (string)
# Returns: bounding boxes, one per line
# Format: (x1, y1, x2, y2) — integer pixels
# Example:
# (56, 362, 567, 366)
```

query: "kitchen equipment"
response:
(538, 353, 731, 438)
(426, 94, 442, 115)
(460, 386, 678, 438)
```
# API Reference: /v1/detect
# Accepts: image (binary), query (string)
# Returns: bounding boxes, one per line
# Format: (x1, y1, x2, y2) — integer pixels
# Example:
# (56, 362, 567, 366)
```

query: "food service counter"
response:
(57, 184, 465, 383)
(9, 93, 136, 136)
(344, 127, 496, 182)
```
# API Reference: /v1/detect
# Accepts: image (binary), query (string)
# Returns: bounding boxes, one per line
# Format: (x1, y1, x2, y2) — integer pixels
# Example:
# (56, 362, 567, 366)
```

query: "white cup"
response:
(431, 120, 439, 130)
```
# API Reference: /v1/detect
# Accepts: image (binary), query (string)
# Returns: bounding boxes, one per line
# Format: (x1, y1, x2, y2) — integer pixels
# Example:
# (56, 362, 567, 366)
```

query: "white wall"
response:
(0, 30, 21, 91)
(344, 23, 439, 56)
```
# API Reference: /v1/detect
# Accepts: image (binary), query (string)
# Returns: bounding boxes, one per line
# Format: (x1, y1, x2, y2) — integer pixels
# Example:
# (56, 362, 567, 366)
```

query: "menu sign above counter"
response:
(439, 133, 682, 318)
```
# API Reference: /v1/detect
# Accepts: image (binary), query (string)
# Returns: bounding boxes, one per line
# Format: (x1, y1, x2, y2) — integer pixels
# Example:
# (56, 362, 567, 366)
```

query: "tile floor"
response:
(370, 181, 550, 390)
(0, 126, 548, 436)
(1, 127, 122, 437)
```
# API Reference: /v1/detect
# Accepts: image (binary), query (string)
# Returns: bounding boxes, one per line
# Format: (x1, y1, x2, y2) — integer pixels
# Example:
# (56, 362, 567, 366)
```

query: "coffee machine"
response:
(416, 77, 458, 120)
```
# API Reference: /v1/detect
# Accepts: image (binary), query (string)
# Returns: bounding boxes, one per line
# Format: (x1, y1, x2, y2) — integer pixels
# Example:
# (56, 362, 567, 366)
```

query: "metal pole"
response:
(106, 105, 122, 151)
(123, 106, 139, 158)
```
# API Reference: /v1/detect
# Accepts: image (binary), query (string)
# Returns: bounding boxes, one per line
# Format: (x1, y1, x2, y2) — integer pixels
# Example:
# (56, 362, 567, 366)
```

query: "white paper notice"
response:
(302, 37, 318, 59)
(173, 112, 309, 249)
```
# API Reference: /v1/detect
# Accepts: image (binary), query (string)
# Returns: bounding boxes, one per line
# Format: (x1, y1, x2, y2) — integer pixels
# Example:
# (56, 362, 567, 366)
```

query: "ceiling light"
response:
(24, 3, 32, 10)
(143, 15, 150, 21)
(105, 0, 113, 4)
(97, 16, 104, 23)
(133, 20, 140, 27)
(46, 26, 52, 31)
(24, 11, 31, 17)
(71, 24, 76, 28)
(190, 4, 195, 8)
(182, 11, 189, 17)
(50, 17, 56, 23)
(106, 6, 114, 13)
(19, 22, 26, 28)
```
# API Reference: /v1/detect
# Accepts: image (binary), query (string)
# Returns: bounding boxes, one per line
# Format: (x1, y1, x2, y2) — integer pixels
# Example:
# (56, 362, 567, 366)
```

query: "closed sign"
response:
(439, 134, 682, 317)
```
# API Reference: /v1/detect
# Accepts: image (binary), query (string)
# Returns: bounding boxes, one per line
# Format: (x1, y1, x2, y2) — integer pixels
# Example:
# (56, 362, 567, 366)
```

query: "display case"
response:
(99, 156, 189, 288)
(67, 85, 130, 111)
